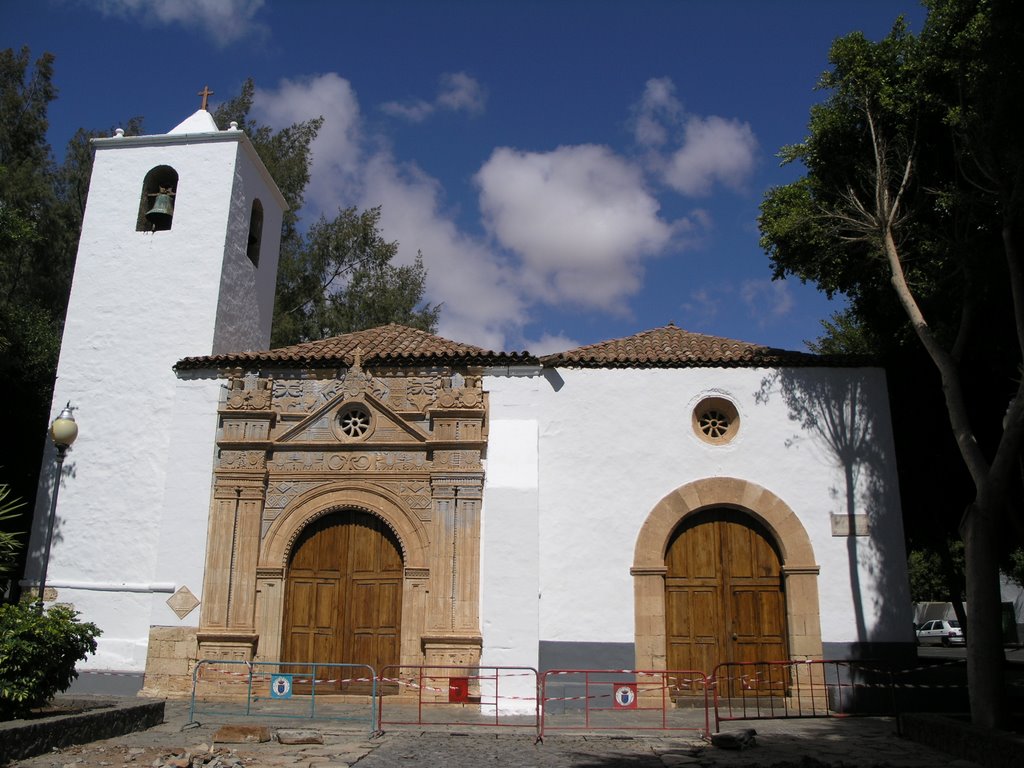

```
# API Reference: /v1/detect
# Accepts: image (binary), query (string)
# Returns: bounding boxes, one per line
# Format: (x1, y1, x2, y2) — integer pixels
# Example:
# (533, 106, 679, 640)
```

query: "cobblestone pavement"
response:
(9, 701, 983, 768)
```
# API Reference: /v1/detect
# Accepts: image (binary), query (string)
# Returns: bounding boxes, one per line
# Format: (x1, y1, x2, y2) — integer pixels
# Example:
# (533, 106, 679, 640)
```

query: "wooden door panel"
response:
(376, 580, 402, 630)
(314, 580, 339, 630)
(283, 510, 403, 682)
(665, 510, 787, 691)
(757, 591, 786, 637)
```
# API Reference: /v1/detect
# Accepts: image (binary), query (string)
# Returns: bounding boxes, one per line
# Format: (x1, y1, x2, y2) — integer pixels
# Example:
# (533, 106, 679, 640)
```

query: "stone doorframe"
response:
(252, 483, 432, 669)
(631, 477, 822, 670)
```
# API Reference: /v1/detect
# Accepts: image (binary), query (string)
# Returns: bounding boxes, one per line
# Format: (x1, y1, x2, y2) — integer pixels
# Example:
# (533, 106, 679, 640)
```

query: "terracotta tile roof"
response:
(538, 323, 855, 368)
(175, 324, 535, 370)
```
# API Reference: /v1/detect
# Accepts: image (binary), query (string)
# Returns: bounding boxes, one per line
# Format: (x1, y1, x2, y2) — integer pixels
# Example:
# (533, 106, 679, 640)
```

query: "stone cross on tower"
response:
(198, 85, 214, 111)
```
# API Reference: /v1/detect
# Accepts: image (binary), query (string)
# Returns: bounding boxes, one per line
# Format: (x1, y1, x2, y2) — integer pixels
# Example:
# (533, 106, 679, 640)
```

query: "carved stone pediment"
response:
(275, 391, 428, 446)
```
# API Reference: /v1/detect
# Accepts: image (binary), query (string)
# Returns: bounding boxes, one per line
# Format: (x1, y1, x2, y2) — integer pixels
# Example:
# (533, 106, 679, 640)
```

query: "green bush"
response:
(0, 603, 101, 720)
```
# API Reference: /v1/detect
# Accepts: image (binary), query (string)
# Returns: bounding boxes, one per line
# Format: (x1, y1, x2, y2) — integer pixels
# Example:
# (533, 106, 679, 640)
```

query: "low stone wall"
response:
(901, 713, 1024, 768)
(0, 698, 164, 765)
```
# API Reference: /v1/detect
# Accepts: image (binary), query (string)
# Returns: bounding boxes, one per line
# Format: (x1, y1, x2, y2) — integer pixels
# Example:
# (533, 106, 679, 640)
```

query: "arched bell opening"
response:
(137, 165, 179, 232)
(246, 198, 263, 267)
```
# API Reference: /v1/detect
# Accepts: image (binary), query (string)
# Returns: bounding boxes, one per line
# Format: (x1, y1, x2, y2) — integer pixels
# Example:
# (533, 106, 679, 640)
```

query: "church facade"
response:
(28, 112, 914, 700)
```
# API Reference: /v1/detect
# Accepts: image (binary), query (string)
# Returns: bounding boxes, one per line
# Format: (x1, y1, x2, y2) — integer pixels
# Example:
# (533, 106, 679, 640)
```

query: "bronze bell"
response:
(145, 190, 175, 229)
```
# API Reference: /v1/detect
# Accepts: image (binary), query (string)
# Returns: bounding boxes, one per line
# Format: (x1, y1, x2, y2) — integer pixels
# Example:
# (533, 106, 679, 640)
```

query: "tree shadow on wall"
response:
(756, 367, 910, 657)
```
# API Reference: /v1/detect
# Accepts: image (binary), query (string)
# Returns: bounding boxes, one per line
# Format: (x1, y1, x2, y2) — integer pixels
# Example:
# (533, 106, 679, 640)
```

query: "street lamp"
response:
(38, 402, 78, 609)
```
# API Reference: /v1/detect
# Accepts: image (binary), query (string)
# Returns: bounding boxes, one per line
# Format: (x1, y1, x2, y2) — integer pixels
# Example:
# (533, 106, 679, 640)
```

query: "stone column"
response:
(423, 474, 483, 669)
(781, 564, 823, 706)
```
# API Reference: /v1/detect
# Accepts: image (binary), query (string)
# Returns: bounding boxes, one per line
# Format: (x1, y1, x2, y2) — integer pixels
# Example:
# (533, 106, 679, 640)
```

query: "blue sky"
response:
(5, 0, 926, 354)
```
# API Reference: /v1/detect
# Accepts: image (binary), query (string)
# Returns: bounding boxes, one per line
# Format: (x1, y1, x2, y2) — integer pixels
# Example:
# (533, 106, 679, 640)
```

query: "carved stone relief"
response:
(225, 377, 273, 411)
(218, 450, 267, 470)
(267, 450, 431, 473)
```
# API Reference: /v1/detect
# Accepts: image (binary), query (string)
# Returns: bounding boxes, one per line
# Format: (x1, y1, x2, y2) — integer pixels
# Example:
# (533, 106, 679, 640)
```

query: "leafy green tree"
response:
(273, 207, 440, 345)
(0, 48, 70, 593)
(759, 0, 1024, 727)
(805, 308, 876, 355)
(907, 549, 947, 604)
(1008, 548, 1024, 588)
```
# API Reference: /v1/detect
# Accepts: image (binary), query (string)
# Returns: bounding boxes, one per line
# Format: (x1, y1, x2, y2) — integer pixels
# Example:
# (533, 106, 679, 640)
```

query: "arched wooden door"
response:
(665, 509, 786, 690)
(282, 510, 403, 686)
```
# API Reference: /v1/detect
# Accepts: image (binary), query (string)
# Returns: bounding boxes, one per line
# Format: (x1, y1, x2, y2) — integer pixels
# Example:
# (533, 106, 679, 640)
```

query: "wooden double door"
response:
(281, 510, 403, 686)
(665, 509, 787, 691)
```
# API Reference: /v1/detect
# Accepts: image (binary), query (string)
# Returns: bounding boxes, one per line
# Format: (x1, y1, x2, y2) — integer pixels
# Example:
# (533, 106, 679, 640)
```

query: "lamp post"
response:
(38, 402, 78, 610)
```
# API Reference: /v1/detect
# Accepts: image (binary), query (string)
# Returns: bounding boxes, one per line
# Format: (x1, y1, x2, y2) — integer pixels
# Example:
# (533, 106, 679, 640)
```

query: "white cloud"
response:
(436, 72, 486, 115)
(664, 116, 758, 196)
(632, 77, 758, 197)
(241, 73, 723, 350)
(680, 287, 722, 326)
(475, 144, 675, 310)
(522, 332, 581, 357)
(253, 74, 364, 211)
(360, 153, 526, 350)
(741, 278, 795, 323)
(633, 77, 682, 147)
(95, 0, 265, 45)
(379, 99, 434, 123)
(381, 72, 486, 123)
(252, 73, 520, 349)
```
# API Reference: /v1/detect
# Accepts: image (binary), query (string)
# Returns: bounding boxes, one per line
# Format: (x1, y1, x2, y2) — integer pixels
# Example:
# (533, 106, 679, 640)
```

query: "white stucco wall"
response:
(147, 374, 223, 628)
(27, 124, 284, 671)
(481, 364, 911, 670)
(480, 372, 542, 709)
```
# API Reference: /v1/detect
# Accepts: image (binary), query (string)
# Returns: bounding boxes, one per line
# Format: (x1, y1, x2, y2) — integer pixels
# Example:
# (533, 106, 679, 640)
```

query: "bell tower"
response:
(28, 104, 287, 680)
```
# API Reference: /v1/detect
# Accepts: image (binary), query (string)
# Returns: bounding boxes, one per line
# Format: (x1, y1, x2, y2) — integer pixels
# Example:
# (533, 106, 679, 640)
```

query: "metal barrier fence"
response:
(184, 657, 952, 738)
(188, 660, 377, 733)
(539, 669, 709, 740)
(711, 659, 898, 732)
(377, 665, 540, 731)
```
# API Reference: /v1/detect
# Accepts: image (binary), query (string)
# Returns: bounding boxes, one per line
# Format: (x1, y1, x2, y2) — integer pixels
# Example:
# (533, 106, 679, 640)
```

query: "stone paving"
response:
(7, 699, 987, 768)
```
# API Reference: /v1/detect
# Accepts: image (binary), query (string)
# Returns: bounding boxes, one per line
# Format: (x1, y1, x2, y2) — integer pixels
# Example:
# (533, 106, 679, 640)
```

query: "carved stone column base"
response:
(192, 631, 261, 700)
(420, 635, 483, 703)
(196, 631, 259, 667)
(421, 634, 482, 668)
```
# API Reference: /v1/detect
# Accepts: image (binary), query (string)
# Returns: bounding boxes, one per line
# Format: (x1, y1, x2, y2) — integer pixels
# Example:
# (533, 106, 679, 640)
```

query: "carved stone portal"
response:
(167, 366, 487, 698)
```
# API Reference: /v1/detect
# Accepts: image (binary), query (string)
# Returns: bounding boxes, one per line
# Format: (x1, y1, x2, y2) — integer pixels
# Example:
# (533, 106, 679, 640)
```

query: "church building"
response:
(28, 109, 915, 700)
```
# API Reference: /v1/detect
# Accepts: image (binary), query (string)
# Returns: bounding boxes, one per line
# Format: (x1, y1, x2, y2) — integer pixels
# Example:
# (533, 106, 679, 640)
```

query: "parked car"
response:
(916, 618, 965, 646)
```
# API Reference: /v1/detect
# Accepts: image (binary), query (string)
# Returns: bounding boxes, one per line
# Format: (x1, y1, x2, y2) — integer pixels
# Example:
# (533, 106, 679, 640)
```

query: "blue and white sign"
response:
(270, 673, 293, 699)
(613, 683, 637, 709)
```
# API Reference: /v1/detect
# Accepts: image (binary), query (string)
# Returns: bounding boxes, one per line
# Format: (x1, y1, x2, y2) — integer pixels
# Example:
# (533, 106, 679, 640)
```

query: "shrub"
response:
(0, 602, 101, 720)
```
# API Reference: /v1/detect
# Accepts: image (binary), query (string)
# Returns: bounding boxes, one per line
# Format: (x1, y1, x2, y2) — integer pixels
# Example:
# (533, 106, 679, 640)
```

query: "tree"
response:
(759, 0, 1024, 728)
(0, 49, 71, 596)
(273, 207, 440, 345)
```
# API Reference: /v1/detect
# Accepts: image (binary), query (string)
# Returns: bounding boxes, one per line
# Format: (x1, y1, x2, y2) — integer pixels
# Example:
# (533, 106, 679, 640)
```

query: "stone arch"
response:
(260, 483, 430, 571)
(254, 483, 431, 665)
(631, 477, 822, 671)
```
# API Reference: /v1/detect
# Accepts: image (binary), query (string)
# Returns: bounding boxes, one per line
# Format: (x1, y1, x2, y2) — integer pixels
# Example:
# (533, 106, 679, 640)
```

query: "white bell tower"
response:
(28, 102, 287, 681)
